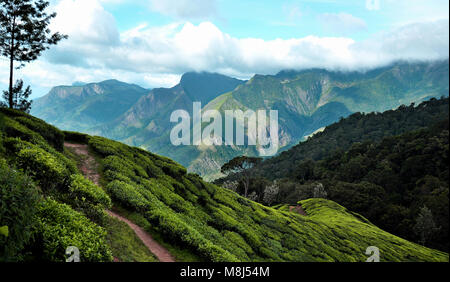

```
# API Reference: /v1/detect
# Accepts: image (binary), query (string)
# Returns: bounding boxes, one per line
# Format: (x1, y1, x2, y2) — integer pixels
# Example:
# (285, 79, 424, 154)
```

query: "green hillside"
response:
(31, 79, 149, 132)
(216, 97, 449, 252)
(88, 72, 245, 141)
(139, 60, 449, 179)
(239, 97, 450, 180)
(0, 108, 448, 262)
(31, 61, 449, 181)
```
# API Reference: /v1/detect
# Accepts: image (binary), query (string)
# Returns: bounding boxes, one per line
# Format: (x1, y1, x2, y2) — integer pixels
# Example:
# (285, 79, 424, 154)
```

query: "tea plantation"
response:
(0, 108, 448, 262)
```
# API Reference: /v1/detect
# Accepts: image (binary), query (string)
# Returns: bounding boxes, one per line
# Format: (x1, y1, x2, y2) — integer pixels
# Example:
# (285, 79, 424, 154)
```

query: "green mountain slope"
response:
(31, 79, 149, 131)
(217, 97, 449, 252)
(31, 61, 449, 180)
(238, 97, 450, 180)
(1, 108, 447, 262)
(147, 60, 449, 179)
(91, 72, 245, 141)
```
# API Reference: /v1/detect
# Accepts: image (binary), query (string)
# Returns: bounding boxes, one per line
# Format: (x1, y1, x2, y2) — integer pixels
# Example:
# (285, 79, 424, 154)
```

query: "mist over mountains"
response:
(31, 60, 449, 179)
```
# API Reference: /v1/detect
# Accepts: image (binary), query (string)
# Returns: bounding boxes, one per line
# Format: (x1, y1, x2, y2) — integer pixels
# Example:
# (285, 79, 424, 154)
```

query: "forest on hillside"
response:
(216, 97, 450, 252)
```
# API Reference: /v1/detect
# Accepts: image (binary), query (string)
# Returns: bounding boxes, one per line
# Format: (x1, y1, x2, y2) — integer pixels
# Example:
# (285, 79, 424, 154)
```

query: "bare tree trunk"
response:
(9, 52, 13, 109)
(9, 18, 15, 109)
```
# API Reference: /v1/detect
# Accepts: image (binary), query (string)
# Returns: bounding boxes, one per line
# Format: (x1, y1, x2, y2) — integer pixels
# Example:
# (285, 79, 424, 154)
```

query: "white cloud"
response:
(45, 17, 446, 74)
(3, 0, 448, 98)
(50, 0, 119, 45)
(350, 20, 449, 66)
(319, 13, 367, 35)
(384, 0, 449, 25)
(149, 0, 218, 20)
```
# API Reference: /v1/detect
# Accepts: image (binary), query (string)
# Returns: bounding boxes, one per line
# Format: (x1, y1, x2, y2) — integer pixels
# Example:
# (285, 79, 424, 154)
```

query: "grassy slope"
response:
(0, 108, 448, 262)
(277, 199, 447, 262)
(104, 215, 158, 262)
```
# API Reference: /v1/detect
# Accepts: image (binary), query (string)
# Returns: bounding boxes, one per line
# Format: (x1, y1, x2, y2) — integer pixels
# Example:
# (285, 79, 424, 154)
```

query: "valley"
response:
(31, 60, 449, 180)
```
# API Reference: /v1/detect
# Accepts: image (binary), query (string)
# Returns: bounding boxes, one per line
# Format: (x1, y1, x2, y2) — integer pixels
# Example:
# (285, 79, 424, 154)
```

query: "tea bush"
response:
(36, 198, 112, 262)
(63, 131, 89, 144)
(0, 159, 40, 262)
(66, 174, 112, 223)
(106, 180, 149, 212)
(14, 116, 64, 151)
(69, 174, 111, 208)
(16, 145, 70, 190)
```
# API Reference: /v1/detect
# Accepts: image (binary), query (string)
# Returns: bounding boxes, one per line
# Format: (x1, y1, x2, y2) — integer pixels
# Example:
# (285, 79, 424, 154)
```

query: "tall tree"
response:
(0, 0, 67, 109)
(221, 156, 261, 198)
(414, 205, 440, 246)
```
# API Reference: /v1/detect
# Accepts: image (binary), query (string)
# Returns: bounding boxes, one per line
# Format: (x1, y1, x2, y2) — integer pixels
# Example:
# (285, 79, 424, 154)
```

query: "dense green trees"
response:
(217, 97, 449, 251)
(244, 97, 449, 181)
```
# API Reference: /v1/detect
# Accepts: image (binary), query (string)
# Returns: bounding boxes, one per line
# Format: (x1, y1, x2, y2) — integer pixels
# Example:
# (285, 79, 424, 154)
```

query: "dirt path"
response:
(64, 142, 176, 262)
(106, 210, 175, 262)
(289, 205, 307, 216)
(64, 142, 101, 185)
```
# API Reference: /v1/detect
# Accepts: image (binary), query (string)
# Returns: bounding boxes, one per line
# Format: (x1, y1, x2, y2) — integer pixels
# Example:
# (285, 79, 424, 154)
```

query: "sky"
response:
(0, 0, 449, 98)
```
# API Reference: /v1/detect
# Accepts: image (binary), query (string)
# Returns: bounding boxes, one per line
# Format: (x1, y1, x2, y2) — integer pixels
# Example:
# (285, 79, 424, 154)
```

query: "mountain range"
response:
(31, 60, 450, 180)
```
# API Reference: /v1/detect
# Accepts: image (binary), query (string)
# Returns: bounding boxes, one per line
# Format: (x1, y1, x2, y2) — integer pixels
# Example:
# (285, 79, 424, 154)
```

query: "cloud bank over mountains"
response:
(0, 0, 448, 96)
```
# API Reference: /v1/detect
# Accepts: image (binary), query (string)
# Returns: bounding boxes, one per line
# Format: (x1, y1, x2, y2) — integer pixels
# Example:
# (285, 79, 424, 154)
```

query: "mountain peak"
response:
(71, 81, 87, 87)
(180, 71, 233, 84)
(178, 71, 245, 105)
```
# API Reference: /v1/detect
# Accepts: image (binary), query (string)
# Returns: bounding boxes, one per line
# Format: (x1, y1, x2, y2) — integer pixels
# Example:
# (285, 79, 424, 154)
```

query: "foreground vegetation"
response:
(0, 107, 448, 262)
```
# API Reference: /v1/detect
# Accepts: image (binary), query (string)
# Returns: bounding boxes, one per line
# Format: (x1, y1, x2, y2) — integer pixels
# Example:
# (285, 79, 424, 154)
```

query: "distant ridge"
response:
(32, 60, 449, 179)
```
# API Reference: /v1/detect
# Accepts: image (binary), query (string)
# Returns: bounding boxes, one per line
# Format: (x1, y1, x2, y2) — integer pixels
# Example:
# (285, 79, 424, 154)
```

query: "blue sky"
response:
(103, 0, 445, 40)
(0, 0, 448, 98)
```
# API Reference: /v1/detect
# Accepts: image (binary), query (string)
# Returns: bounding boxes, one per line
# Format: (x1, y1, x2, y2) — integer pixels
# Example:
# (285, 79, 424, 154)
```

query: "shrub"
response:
(161, 163, 187, 179)
(103, 170, 132, 183)
(16, 145, 70, 190)
(69, 174, 111, 208)
(0, 159, 40, 262)
(63, 131, 89, 144)
(36, 198, 112, 262)
(0, 113, 5, 156)
(3, 116, 45, 145)
(14, 116, 64, 151)
(102, 155, 148, 180)
(106, 180, 149, 212)
(223, 231, 254, 255)
(89, 136, 132, 159)
(65, 175, 111, 224)
(4, 137, 77, 180)
(0, 111, 5, 129)
(197, 241, 238, 262)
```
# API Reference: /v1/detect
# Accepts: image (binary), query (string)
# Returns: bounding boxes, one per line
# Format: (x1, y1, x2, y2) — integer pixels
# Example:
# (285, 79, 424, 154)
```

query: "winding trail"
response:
(64, 142, 176, 262)
(289, 205, 307, 216)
